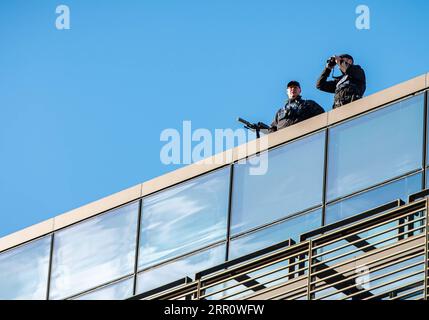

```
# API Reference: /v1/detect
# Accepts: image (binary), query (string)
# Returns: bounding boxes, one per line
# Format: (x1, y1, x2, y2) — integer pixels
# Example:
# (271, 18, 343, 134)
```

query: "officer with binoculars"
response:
(316, 54, 366, 109)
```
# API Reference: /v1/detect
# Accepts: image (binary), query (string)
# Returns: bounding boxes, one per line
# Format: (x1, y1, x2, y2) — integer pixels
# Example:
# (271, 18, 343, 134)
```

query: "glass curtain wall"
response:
(327, 94, 424, 203)
(49, 201, 139, 300)
(230, 131, 325, 236)
(136, 167, 231, 292)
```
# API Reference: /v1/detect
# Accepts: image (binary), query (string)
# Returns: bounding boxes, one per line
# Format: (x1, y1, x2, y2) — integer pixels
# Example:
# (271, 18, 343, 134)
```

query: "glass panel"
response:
(229, 209, 322, 260)
(366, 255, 425, 299)
(73, 277, 134, 300)
(316, 255, 425, 300)
(138, 167, 230, 270)
(136, 244, 225, 294)
(0, 236, 51, 300)
(315, 209, 425, 271)
(316, 219, 403, 267)
(231, 132, 325, 235)
(327, 94, 424, 201)
(50, 201, 139, 300)
(208, 259, 302, 300)
(326, 173, 422, 225)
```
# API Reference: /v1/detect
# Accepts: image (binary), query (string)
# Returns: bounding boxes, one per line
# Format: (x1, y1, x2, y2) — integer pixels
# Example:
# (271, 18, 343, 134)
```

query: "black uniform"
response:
(270, 96, 324, 132)
(316, 61, 366, 109)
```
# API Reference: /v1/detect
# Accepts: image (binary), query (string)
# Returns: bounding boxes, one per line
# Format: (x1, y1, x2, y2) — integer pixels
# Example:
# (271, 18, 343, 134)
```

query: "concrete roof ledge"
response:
(328, 74, 427, 126)
(267, 112, 328, 150)
(53, 184, 142, 231)
(0, 219, 54, 253)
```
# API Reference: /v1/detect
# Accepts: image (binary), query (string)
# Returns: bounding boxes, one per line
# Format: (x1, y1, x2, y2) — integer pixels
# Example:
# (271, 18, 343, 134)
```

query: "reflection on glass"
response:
(367, 254, 424, 299)
(327, 94, 424, 201)
(50, 202, 139, 300)
(208, 260, 293, 300)
(317, 219, 400, 267)
(0, 236, 51, 300)
(74, 277, 134, 300)
(315, 286, 347, 300)
(326, 173, 422, 224)
(229, 209, 322, 260)
(136, 244, 225, 294)
(138, 168, 230, 270)
(231, 132, 325, 235)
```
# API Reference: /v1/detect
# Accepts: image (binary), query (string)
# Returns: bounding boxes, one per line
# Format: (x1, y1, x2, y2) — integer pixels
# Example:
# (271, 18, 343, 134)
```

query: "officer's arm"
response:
(309, 101, 325, 116)
(316, 67, 336, 93)
(313, 101, 325, 115)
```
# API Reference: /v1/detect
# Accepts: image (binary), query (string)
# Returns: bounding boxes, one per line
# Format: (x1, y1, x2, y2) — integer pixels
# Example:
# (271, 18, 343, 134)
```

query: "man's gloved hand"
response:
(326, 56, 337, 70)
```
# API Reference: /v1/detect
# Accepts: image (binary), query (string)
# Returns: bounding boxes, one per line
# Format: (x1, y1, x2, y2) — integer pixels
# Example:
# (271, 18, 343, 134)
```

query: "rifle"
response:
(237, 117, 271, 139)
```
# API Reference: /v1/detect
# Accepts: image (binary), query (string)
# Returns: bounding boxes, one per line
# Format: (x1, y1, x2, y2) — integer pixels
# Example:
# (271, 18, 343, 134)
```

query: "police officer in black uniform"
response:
(270, 81, 324, 132)
(316, 54, 366, 109)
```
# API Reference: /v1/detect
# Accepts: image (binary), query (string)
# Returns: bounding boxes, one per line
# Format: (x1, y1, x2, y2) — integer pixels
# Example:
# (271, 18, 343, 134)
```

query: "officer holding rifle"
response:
(269, 81, 324, 132)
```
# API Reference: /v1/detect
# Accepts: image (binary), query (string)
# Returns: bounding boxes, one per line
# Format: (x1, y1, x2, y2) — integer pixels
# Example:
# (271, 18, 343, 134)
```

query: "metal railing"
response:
(135, 197, 429, 300)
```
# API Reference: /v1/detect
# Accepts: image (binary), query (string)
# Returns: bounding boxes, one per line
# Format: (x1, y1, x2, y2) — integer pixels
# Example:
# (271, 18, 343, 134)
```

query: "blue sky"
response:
(1, 0, 429, 237)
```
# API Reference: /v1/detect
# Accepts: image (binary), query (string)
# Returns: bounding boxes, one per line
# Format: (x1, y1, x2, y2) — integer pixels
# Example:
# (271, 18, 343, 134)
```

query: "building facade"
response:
(1, 74, 429, 300)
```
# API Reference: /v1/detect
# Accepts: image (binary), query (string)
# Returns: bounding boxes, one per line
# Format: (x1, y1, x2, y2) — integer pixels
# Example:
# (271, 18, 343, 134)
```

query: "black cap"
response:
(287, 81, 301, 88)
(339, 54, 354, 62)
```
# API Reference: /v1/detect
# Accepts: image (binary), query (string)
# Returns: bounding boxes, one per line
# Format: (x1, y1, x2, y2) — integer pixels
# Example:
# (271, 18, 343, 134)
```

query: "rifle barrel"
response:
(237, 117, 253, 128)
